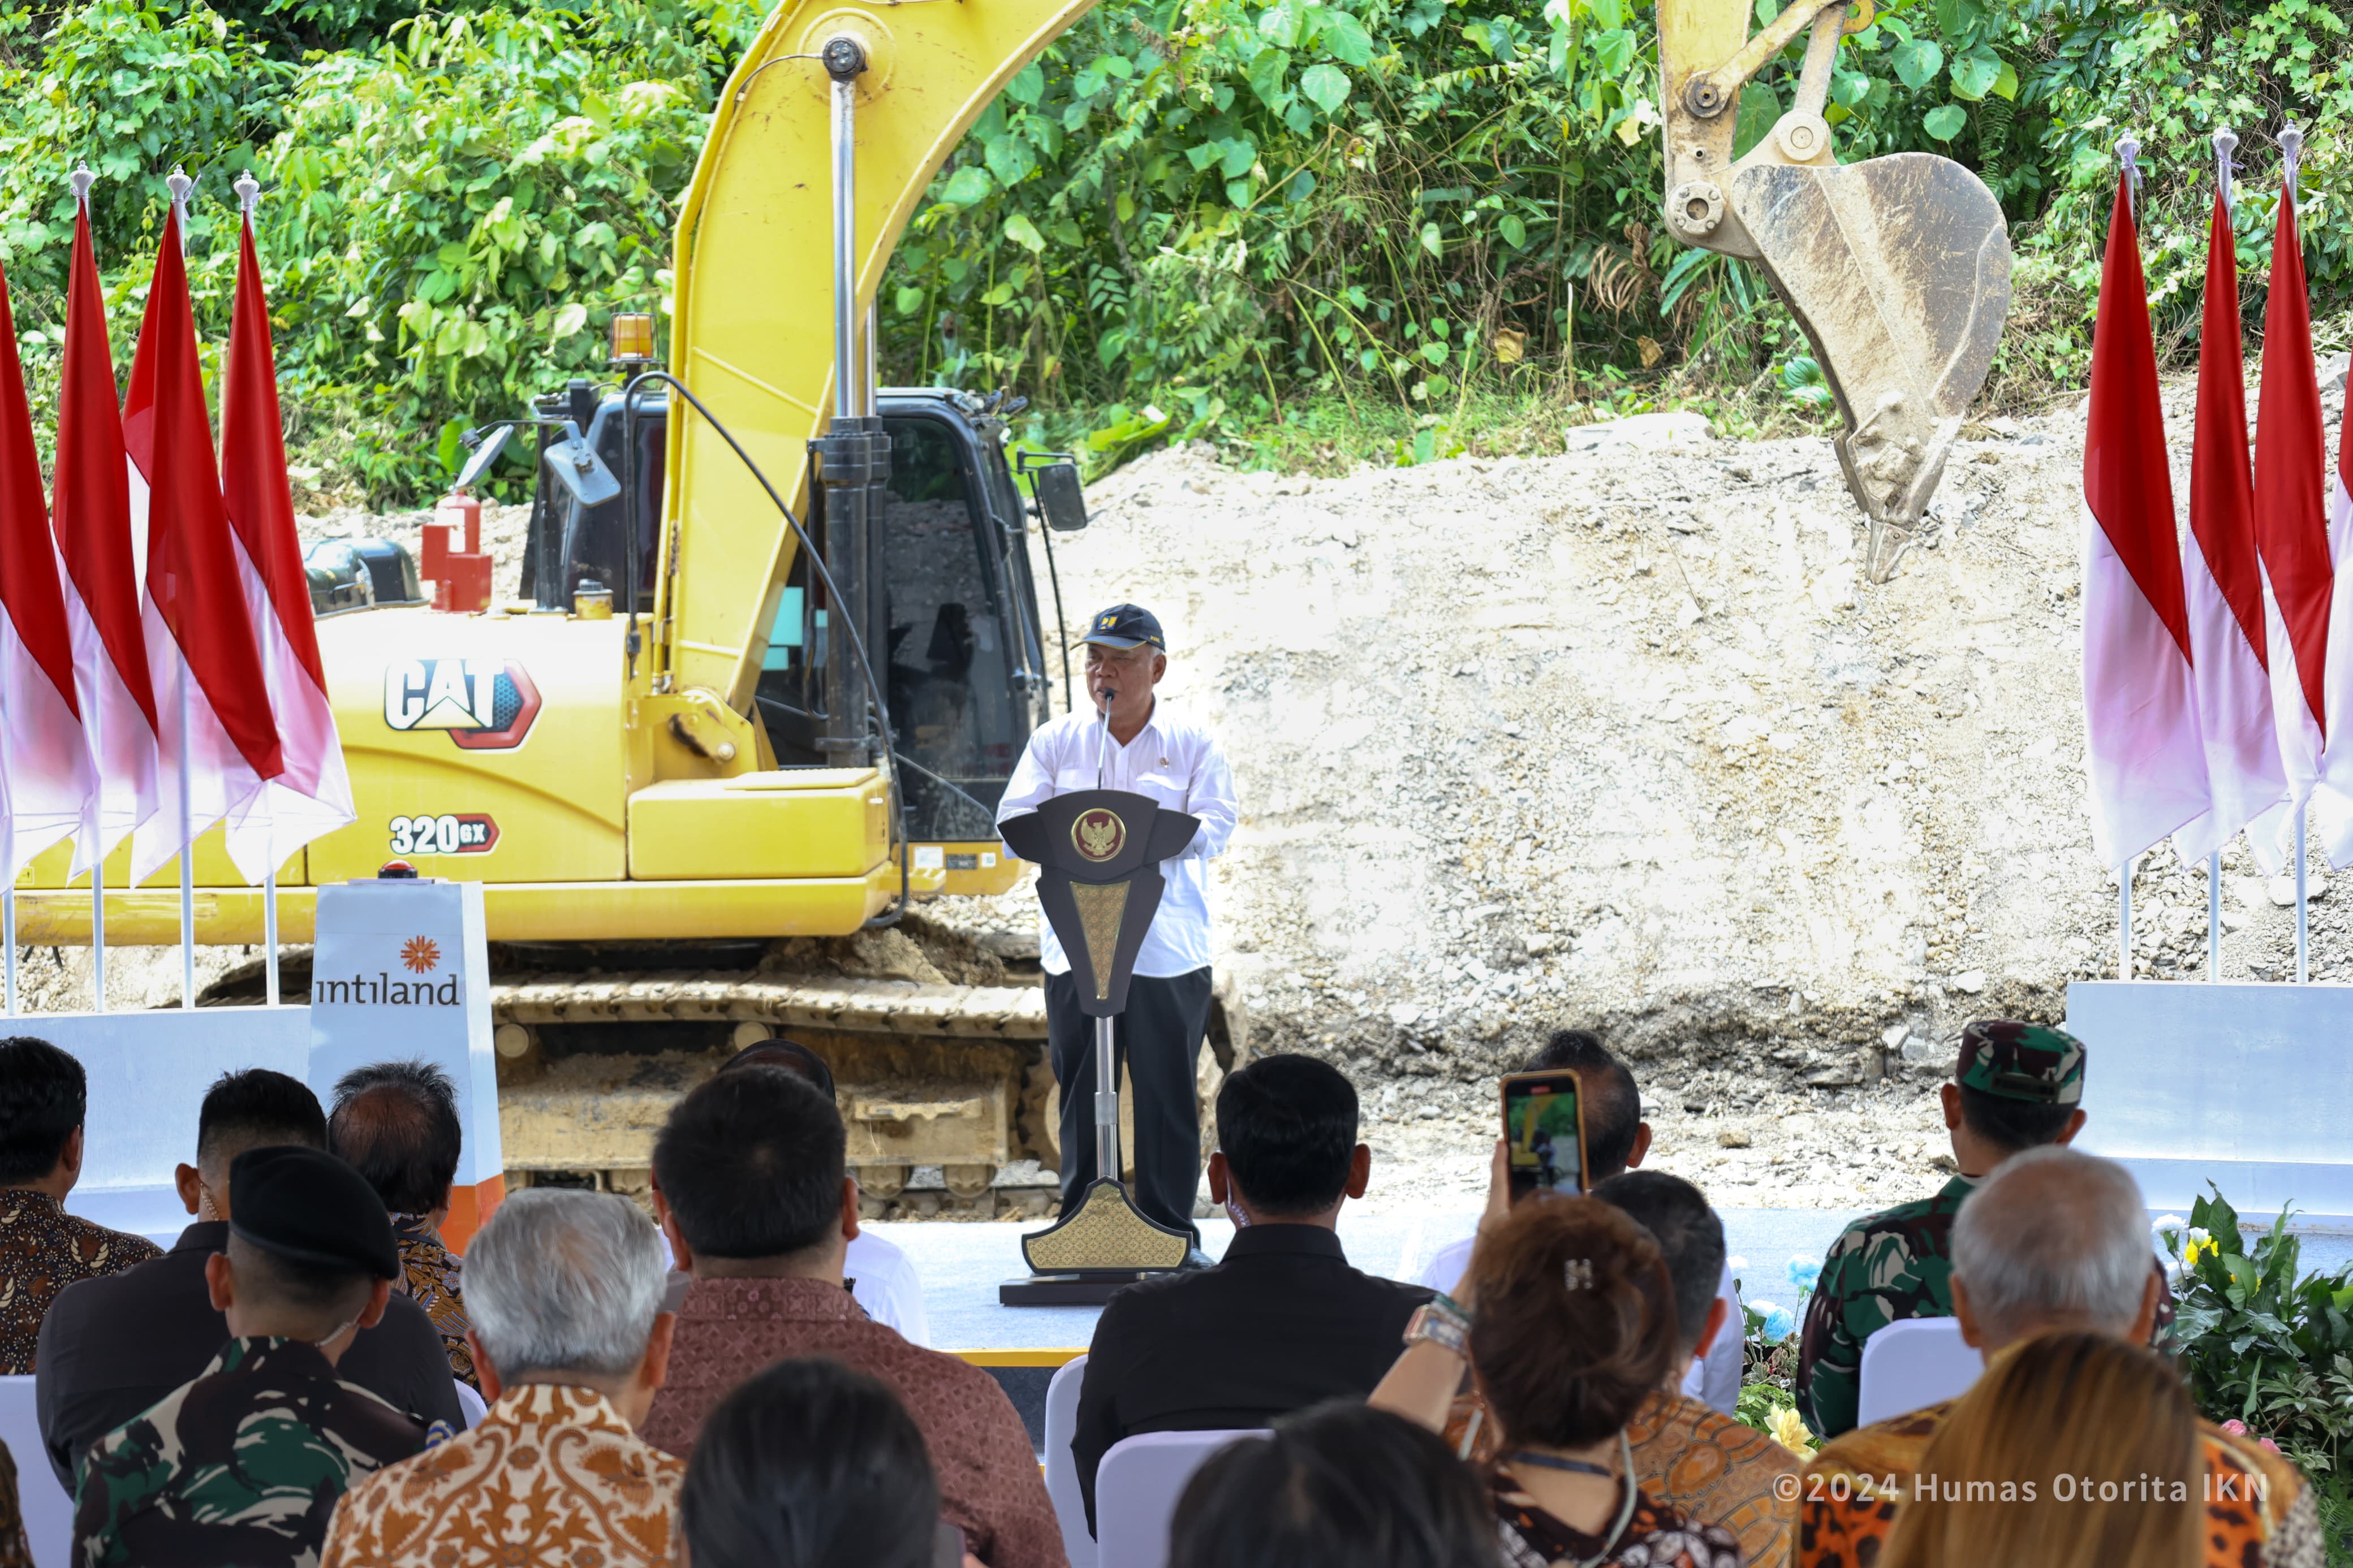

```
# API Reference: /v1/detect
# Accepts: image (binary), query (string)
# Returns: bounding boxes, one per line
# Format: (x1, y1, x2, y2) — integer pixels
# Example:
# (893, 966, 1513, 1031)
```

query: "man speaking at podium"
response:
(997, 604, 1238, 1253)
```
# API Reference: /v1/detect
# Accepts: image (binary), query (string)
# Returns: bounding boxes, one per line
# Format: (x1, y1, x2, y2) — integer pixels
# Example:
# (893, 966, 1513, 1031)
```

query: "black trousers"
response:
(1046, 966, 1213, 1242)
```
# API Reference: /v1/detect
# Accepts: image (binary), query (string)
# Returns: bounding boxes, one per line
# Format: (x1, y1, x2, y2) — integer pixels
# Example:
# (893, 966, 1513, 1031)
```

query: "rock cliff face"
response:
(1020, 390, 2333, 1208)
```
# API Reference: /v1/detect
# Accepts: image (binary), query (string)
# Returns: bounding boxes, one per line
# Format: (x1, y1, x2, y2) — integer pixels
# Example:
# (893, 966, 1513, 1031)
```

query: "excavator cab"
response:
(1656, 0, 2012, 580)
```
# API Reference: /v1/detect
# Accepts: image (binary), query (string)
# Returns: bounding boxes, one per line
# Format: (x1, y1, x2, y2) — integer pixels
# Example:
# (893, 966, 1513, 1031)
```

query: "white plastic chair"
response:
(0, 1375, 72, 1568)
(1042, 1355, 1093, 1568)
(1095, 1429, 1266, 1568)
(1856, 1316, 1981, 1427)
(454, 1380, 488, 1430)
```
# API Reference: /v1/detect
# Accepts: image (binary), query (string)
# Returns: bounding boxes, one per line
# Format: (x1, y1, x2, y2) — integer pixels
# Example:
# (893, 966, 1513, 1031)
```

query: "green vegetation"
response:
(0, 0, 2346, 500)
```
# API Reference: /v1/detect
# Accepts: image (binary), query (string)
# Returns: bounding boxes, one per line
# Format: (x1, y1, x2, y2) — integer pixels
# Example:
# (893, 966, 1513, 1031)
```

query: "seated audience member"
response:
(74, 1147, 428, 1565)
(1798, 1020, 2088, 1439)
(681, 1357, 957, 1568)
(322, 1189, 680, 1568)
(656, 1039, 926, 1344)
(37, 1069, 460, 1491)
(329, 1060, 477, 1386)
(0, 1037, 160, 1373)
(1072, 1053, 1430, 1530)
(1169, 1402, 1496, 1568)
(1418, 1030, 1742, 1415)
(1803, 1146, 2315, 1568)
(1880, 1332, 2200, 1568)
(1376, 1191, 1740, 1568)
(640, 1068, 1062, 1568)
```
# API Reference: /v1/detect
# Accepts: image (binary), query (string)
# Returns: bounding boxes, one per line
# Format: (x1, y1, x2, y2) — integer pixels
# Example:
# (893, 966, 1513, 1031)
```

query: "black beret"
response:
(227, 1146, 400, 1280)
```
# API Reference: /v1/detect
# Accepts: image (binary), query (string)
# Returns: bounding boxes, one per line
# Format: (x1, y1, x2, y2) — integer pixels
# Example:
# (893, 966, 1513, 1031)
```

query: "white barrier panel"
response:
(313, 879, 505, 1242)
(2068, 980, 2353, 1225)
(11, 1007, 311, 1245)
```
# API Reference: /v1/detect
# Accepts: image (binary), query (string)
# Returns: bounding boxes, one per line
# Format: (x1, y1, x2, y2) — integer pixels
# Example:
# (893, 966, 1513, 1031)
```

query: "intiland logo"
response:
(314, 934, 462, 1005)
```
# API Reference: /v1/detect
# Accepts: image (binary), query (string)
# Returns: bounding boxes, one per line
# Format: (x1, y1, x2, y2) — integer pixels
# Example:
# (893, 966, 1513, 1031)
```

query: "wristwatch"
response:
(1403, 1294, 1471, 1356)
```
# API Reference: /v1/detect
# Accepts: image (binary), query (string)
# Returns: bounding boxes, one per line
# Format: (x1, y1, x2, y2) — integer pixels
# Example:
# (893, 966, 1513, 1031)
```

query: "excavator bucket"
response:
(1732, 153, 2012, 581)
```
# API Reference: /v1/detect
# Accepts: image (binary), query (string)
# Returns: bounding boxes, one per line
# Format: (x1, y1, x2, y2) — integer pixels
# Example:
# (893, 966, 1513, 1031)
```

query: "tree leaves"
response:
(1300, 62, 1351, 113)
(940, 164, 995, 206)
(1891, 36, 1943, 89)
(1949, 45, 2002, 100)
(1922, 103, 1966, 139)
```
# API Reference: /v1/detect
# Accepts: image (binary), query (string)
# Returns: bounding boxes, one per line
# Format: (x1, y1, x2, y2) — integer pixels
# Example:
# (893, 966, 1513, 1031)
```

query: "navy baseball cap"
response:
(1083, 604, 1165, 651)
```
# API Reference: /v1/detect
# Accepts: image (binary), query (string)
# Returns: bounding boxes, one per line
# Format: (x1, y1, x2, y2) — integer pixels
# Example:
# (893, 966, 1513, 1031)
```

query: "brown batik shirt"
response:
(389, 1216, 476, 1390)
(0, 1189, 158, 1373)
(642, 1276, 1066, 1568)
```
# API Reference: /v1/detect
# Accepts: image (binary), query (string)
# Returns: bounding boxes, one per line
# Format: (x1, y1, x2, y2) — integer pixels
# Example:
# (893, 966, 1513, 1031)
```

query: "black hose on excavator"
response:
(620, 372, 912, 929)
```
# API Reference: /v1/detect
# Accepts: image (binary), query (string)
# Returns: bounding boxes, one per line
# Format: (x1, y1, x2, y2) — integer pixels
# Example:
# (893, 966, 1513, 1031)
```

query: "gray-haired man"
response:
(1801, 1147, 2320, 1568)
(320, 1191, 682, 1568)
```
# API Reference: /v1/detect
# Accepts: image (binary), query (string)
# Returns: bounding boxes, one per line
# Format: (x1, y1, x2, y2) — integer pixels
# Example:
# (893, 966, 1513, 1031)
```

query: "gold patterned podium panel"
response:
(1022, 1180, 1190, 1272)
(1068, 879, 1131, 1001)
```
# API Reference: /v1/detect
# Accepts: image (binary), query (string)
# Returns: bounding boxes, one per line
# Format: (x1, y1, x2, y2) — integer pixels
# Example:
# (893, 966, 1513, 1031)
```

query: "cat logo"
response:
(383, 658, 542, 750)
(1072, 807, 1125, 862)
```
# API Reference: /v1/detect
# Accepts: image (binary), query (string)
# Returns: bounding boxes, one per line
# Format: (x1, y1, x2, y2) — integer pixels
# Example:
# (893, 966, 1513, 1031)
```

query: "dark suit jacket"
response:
(1072, 1224, 1432, 1530)
(34, 1220, 464, 1491)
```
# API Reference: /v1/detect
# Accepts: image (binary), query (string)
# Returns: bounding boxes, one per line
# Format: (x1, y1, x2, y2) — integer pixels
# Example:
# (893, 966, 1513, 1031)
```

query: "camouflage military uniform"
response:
(1795, 1021, 2088, 1441)
(72, 1335, 430, 1568)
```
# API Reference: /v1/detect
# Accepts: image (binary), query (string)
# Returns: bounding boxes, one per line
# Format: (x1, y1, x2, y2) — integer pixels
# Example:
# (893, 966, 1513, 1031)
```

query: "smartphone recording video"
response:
(1501, 1069, 1588, 1201)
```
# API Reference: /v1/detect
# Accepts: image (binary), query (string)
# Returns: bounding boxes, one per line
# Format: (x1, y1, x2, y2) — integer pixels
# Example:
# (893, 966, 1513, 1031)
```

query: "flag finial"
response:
(2115, 136, 2142, 218)
(68, 163, 93, 213)
(165, 165, 193, 209)
(2282, 122, 2303, 199)
(234, 170, 258, 214)
(2213, 127, 2238, 211)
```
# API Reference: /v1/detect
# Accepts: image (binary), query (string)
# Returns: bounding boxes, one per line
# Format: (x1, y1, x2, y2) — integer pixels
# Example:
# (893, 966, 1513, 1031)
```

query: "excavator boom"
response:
(1657, 0, 2012, 579)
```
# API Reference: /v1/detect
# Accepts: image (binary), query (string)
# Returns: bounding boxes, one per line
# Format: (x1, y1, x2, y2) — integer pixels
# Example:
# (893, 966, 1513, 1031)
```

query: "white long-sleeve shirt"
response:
(994, 702, 1237, 978)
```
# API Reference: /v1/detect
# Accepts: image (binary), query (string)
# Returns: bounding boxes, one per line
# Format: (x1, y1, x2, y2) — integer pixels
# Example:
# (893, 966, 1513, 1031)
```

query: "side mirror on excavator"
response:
(453, 423, 513, 492)
(1018, 450, 1089, 532)
(541, 420, 623, 511)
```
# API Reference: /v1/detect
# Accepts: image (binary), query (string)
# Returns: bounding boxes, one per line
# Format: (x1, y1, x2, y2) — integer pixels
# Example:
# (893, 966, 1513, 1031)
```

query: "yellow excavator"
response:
(10, 0, 2009, 1214)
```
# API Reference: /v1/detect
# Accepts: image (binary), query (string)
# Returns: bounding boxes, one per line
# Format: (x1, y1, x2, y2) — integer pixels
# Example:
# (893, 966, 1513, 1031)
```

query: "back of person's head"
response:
(1951, 1146, 2149, 1345)
(0, 1037, 84, 1185)
(1215, 1054, 1359, 1217)
(327, 1059, 462, 1215)
(1524, 1030, 1641, 1178)
(654, 1067, 844, 1259)
(718, 1040, 837, 1100)
(466, 1189, 666, 1379)
(1169, 1402, 1495, 1568)
(225, 1146, 396, 1340)
(1951, 1020, 2084, 1155)
(197, 1069, 327, 1176)
(1466, 1195, 1678, 1448)
(1590, 1169, 1725, 1358)
(680, 1357, 940, 1568)
(1881, 1331, 2200, 1568)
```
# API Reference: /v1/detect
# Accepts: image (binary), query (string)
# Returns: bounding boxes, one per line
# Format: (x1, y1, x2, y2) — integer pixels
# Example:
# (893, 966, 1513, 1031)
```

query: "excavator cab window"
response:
(521, 390, 665, 609)
(875, 412, 1030, 841)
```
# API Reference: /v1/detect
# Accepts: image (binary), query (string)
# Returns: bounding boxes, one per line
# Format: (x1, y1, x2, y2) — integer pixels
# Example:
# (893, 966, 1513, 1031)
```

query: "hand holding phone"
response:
(1499, 1070, 1588, 1202)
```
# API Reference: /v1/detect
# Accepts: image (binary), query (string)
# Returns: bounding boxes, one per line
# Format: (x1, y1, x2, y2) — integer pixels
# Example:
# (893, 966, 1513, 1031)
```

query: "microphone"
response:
(1096, 685, 1115, 787)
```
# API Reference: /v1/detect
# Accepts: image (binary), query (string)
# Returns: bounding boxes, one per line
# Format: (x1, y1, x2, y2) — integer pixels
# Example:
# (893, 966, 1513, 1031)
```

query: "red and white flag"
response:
(2083, 172, 2212, 869)
(0, 261, 96, 882)
(2249, 169, 2350, 861)
(51, 196, 160, 872)
(2178, 188, 2289, 869)
(219, 195, 352, 870)
(123, 198, 285, 887)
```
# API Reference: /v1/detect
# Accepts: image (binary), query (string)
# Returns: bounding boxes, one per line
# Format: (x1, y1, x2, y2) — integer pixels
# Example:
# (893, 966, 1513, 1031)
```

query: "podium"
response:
(999, 788, 1199, 1306)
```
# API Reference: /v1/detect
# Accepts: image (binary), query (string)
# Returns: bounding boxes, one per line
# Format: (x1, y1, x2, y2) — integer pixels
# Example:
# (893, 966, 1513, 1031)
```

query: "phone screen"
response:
(1502, 1070, 1587, 1200)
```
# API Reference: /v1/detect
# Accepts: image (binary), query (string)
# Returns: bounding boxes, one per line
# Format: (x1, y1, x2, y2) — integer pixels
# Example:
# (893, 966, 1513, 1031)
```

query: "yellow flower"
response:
(2184, 1237, 2218, 1266)
(1769, 1406, 1816, 1459)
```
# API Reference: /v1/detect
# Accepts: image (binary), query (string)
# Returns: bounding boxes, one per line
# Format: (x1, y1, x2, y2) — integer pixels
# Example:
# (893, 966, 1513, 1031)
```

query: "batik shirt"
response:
(0, 1437, 35, 1567)
(1493, 1470, 1744, 1568)
(1449, 1391, 1795, 1568)
(73, 1336, 430, 1568)
(1799, 1395, 2320, 1568)
(322, 1383, 683, 1568)
(389, 1216, 476, 1389)
(0, 1190, 159, 1373)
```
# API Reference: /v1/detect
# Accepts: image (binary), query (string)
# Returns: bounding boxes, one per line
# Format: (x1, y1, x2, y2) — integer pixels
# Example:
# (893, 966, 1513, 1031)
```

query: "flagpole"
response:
(229, 172, 283, 1011)
(2210, 128, 2236, 989)
(2278, 121, 2312, 988)
(165, 167, 197, 1010)
(2119, 857, 2132, 979)
(69, 164, 106, 1016)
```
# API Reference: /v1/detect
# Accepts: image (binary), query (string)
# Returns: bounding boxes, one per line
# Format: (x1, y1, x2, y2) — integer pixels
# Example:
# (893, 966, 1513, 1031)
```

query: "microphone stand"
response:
(1093, 685, 1119, 1186)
